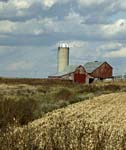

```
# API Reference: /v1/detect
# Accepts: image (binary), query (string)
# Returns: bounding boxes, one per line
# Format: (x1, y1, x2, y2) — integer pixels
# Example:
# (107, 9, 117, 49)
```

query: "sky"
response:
(0, 0, 126, 78)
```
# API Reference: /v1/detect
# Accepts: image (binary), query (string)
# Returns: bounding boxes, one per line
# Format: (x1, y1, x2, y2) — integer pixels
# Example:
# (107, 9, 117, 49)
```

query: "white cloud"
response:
(104, 48, 126, 58)
(41, 0, 69, 8)
(78, 0, 126, 10)
(0, 0, 69, 11)
(10, 18, 57, 35)
(0, 0, 37, 19)
(68, 40, 88, 48)
(102, 19, 126, 37)
(65, 11, 83, 23)
(12, 0, 30, 9)
(41, 0, 58, 7)
(0, 0, 29, 11)
(0, 0, 126, 78)
(78, 0, 105, 6)
(97, 42, 124, 51)
(0, 20, 14, 33)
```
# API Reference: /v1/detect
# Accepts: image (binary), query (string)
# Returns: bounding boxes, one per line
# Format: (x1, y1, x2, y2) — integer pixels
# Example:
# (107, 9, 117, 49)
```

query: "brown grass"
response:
(0, 80, 126, 129)
(1, 79, 126, 149)
(1, 92, 126, 149)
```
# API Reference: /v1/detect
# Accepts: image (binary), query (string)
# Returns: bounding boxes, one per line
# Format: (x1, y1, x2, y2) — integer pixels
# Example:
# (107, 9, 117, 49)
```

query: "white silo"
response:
(58, 43, 69, 73)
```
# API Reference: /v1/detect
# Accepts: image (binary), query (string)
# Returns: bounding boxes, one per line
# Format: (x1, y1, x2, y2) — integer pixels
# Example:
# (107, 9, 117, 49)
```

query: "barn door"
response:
(74, 73, 86, 84)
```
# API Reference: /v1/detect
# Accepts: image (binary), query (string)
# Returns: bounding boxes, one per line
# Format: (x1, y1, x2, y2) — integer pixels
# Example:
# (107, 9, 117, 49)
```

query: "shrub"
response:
(0, 96, 38, 128)
(55, 88, 74, 101)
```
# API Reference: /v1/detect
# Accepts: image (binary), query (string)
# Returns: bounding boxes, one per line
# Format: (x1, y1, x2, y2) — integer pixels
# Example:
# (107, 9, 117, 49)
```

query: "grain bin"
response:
(58, 43, 69, 72)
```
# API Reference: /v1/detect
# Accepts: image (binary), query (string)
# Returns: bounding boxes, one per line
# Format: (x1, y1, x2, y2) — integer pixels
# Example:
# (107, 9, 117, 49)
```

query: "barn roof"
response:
(84, 61, 104, 73)
(52, 65, 78, 77)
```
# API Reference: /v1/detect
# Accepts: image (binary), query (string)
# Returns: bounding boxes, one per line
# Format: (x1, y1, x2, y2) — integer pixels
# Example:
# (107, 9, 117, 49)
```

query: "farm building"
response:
(49, 65, 93, 84)
(48, 44, 113, 83)
(84, 61, 113, 79)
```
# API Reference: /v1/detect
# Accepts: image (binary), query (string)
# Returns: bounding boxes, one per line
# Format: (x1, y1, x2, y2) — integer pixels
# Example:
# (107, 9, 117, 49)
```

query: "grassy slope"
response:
(27, 92, 126, 150)
(0, 80, 126, 128)
(1, 92, 126, 150)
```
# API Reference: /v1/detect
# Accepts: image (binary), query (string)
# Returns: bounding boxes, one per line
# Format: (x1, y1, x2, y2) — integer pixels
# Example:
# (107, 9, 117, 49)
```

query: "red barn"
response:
(49, 65, 89, 84)
(84, 61, 113, 79)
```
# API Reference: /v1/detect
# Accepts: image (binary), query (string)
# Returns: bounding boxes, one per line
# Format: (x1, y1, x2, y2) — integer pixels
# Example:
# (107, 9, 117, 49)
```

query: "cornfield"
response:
(1, 92, 126, 150)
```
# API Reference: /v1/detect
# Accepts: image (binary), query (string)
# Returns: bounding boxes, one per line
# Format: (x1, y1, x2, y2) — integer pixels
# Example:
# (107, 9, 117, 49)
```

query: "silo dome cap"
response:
(59, 43, 69, 48)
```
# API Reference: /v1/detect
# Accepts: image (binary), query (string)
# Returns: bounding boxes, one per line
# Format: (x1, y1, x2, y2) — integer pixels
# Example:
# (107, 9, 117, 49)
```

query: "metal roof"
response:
(59, 43, 69, 48)
(52, 65, 78, 77)
(50, 61, 108, 77)
(84, 61, 104, 73)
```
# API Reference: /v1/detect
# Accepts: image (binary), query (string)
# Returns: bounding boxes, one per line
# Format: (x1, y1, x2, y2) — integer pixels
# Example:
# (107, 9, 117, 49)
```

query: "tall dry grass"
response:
(0, 80, 126, 129)
(1, 92, 126, 150)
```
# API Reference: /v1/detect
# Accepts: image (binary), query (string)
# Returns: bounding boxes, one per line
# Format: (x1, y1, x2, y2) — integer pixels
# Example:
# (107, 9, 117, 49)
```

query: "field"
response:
(0, 79, 126, 149)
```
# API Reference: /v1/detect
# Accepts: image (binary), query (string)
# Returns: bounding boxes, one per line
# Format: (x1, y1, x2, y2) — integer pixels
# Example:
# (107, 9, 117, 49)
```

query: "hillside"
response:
(1, 92, 126, 150)
(1, 80, 125, 128)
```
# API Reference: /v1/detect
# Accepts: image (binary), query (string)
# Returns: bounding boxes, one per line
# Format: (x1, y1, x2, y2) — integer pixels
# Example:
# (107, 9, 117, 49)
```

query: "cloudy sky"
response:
(0, 0, 126, 77)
